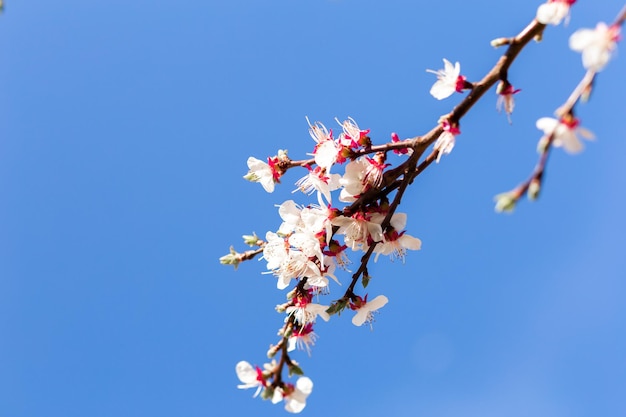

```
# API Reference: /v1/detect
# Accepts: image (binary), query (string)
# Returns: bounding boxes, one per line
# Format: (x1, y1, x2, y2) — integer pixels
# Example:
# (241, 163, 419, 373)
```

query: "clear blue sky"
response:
(1, 1, 625, 416)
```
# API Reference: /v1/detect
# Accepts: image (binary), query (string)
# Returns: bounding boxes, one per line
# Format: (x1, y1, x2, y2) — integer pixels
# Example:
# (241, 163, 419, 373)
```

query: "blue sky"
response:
(1, 1, 625, 416)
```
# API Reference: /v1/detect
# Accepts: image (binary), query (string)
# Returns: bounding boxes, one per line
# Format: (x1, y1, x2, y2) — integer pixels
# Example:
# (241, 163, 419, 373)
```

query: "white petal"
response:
(367, 222, 384, 243)
(577, 127, 595, 140)
(558, 132, 583, 154)
(400, 234, 422, 251)
(246, 156, 265, 170)
(535, 117, 558, 134)
(296, 376, 313, 395)
(235, 361, 256, 384)
(272, 387, 284, 404)
(309, 304, 330, 322)
(569, 29, 596, 52)
(390, 212, 407, 230)
(430, 81, 456, 100)
(260, 176, 275, 193)
(285, 397, 306, 413)
(367, 295, 389, 311)
(352, 309, 368, 326)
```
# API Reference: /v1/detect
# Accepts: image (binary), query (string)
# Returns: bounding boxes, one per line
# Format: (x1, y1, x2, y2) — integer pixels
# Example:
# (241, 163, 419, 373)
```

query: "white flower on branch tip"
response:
(434, 120, 460, 163)
(244, 156, 280, 193)
(536, 0, 575, 26)
(426, 59, 466, 100)
(536, 116, 594, 154)
(569, 22, 620, 72)
(235, 361, 266, 397)
(350, 294, 389, 327)
(273, 377, 313, 414)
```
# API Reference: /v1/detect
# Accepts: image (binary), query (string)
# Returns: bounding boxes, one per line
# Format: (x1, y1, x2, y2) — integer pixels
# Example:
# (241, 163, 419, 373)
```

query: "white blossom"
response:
(235, 361, 265, 397)
(434, 121, 460, 163)
(350, 295, 389, 327)
(426, 59, 465, 100)
(336, 117, 369, 148)
(338, 157, 386, 202)
(569, 22, 620, 71)
(277, 200, 303, 235)
(374, 230, 422, 262)
(286, 302, 330, 325)
(536, 116, 594, 154)
(244, 157, 277, 193)
(294, 166, 341, 204)
(331, 213, 384, 251)
(284, 377, 314, 413)
(536, 0, 574, 26)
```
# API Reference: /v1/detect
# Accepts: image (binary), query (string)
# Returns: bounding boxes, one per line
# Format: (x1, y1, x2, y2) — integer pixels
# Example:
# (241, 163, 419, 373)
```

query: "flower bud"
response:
(528, 179, 541, 201)
(275, 303, 288, 313)
(219, 247, 241, 269)
(494, 192, 517, 213)
(242, 233, 260, 246)
(277, 149, 289, 160)
(490, 37, 510, 48)
(267, 344, 280, 358)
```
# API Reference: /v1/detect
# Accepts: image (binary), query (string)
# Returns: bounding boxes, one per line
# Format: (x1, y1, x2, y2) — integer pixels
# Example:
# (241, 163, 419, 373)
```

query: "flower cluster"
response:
(239, 118, 423, 412)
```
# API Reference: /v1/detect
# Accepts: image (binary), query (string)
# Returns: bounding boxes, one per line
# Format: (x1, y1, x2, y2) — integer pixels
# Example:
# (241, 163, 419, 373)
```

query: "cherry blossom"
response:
(331, 212, 384, 251)
(323, 239, 350, 270)
(434, 120, 460, 162)
(287, 323, 318, 354)
(427, 59, 466, 100)
(336, 117, 370, 148)
(300, 204, 335, 244)
(303, 258, 341, 289)
(349, 294, 389, 327)
(536, 0, 575, 26)
(244, 156, 281, 193)
(235, 361, 266, 397)
(288, 231, 324, 265)
(374, 228, 422, 262)
(294, 166, 341, 204)
(306, 117, 339, 171)
(283, 377, 314, 413)
(263, 232, 289, 271)
(277, 200, 304, 235)
(569, 22, 621, 71)
(286, 293, 330, 325)
(496, 82, 521, 123)
(536, 115, 595, 154)
(338, 155, 388, 202)
(274, 251, 321, 290)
